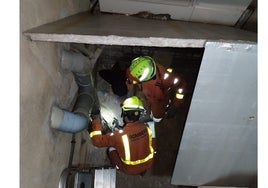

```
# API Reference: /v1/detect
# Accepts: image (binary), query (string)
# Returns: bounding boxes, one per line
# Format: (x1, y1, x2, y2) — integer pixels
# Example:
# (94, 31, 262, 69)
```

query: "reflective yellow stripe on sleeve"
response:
(176, 88, 184, 99)
(176, 93, 184, 99)
(167, 68, 173, 73)
(147, 127, 154, 157)
(122, 135, 131, 161)
(89, 130, 102, 138)
(121, 127, 154, 165)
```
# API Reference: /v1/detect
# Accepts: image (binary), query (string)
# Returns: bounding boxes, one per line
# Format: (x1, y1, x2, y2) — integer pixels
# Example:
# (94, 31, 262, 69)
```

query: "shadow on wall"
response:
(203, 173, 257, 188)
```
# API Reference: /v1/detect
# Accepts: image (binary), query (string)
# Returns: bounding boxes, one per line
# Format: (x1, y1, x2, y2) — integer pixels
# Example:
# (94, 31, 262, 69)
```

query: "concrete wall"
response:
(20, 1, 90, 188)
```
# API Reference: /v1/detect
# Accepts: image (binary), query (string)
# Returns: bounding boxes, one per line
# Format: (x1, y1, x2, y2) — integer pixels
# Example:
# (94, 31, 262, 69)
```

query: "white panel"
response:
(99, 0, 194, 21)
(199, 187, 249, 188)
(171, 41, 257, 187)
(99, 0, 252, 25)
(191, 0, 252, 25)
(130, 0, 192, 6)
(195, 0, 252, 7)
(190, 6, 245, 25)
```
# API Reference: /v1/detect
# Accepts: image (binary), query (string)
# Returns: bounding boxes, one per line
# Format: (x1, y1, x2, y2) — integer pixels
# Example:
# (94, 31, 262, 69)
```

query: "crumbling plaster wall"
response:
(20, 1, 90, 188)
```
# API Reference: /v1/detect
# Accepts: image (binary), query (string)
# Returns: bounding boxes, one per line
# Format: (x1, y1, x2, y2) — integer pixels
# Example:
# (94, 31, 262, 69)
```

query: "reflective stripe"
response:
(173, 78, 179, 84)
(147, 121, 156, 138)
(167, 68, 173, 73)
(139, 68, 150, 82)
(176, 88, 184, 99)
(89, 130, 102, 138)
(123, 105, 144, 110)
(164, 73, 169, 80)
(152, 116, 162, 122)
(147, 127, 154, 155)
(122, 135, 131, 161)
(121, 127, 154, 165)
(178, 88, 183, 93)
(150, 111, 162, 122)
(122, 152, 154, 165)
(108, 147, 116, 152)
(176, 93, 184, 99)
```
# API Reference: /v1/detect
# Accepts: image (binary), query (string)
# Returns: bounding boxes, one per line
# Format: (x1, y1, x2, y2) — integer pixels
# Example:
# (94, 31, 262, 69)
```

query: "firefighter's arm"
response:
(125, 78, 134, 96)
(126, 78, 142, 97)
(164, 70, 186, 118)
(166, 70, 186, 107)
(89, 118, 115, 148)
(160, 67, 184, 105)
(166, 84, 185, 119)
(172, 80, 185, 107)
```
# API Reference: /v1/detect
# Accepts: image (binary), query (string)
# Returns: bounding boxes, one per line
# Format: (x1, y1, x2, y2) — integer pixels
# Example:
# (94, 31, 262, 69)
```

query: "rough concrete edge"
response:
(23, 33, 206, 48)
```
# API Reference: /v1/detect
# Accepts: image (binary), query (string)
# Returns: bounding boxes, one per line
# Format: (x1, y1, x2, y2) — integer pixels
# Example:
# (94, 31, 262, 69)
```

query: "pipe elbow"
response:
(50, 106, 89, 133)
(60, 49, 92, 73)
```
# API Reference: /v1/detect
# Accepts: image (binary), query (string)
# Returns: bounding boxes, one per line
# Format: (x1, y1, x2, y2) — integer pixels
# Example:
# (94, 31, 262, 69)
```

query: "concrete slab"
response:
(24, 12, 256, 48)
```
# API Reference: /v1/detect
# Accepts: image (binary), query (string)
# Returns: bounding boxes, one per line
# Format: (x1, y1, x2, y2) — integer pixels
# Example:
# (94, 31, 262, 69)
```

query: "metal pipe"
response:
(50, 106, 89, 133)
(68, 133, 76, 168)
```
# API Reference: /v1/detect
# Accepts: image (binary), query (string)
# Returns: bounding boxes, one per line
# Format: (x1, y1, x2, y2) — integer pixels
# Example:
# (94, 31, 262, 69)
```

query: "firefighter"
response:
(125, 56, 185, 123)
(89, 96, 156, 175)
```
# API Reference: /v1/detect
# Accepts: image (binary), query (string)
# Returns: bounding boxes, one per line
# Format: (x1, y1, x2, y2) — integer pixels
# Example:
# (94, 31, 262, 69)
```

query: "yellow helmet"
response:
(121, 96, 145, 121)
(126, 56, 156, 82)
(121, 96, 145, 112)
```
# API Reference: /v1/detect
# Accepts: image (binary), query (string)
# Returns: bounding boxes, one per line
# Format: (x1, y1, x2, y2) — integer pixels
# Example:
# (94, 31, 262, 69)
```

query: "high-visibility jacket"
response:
(126, 64, 185, 121)
(89, 118, 155, 175)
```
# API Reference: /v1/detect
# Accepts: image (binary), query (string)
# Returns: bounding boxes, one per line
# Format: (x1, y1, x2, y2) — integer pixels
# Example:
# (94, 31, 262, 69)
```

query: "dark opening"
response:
(93, 45, 204, 176)
(80, 182, 85, 188)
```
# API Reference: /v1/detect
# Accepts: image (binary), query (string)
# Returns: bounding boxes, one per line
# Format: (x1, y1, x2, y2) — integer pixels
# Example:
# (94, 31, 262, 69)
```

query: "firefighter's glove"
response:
(166, 104, 177, 119)
(90, 109, 100, 120)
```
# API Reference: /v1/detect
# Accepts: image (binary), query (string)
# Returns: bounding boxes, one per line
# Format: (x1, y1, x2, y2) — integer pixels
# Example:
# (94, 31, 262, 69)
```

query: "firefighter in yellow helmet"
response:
(126, 56, 185, 123)
(89, 96, 156, 175)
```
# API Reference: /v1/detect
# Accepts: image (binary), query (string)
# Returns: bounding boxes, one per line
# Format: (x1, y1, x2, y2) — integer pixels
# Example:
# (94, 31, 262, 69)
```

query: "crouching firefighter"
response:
(88, 96, 156, 175)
